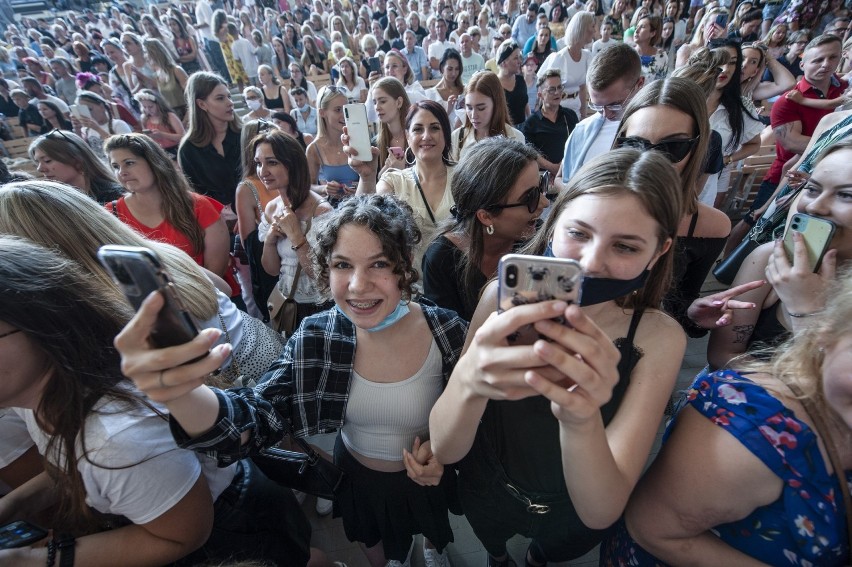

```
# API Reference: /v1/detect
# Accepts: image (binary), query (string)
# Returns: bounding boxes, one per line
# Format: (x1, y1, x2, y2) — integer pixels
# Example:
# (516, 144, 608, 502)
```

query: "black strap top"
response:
(262, 86, 285, 110)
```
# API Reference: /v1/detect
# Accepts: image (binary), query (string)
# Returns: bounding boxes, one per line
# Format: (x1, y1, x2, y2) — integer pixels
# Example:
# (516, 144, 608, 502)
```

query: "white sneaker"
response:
(292, 490, 306, 505)
(315, 496, 333, 516)
(424, 547, 451, 567)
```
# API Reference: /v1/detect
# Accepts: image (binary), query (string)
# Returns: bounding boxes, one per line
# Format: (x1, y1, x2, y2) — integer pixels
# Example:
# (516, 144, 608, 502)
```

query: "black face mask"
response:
(543, 243, 649, 306)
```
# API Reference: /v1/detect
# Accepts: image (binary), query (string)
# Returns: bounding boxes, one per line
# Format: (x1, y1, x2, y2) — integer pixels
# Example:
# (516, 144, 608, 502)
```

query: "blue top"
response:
(318, 162, 359, 186)
(291, 106, 318, 136)
(601, 370, 851, 567)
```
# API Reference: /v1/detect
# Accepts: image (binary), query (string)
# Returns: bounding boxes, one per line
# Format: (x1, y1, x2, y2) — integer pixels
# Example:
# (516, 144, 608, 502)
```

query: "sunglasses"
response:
(44, 128, 74, 142)
(614, 135, 699, 163)
(486, 171, 548, 213)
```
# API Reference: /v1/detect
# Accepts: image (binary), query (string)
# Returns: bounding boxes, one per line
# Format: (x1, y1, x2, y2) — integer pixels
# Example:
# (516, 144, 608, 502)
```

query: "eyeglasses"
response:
(543, 84, 564, 95)
(486, 171, 548, 213)
(320, 85, 344, 102)
(0, 328, 21, 340)
(587, 80, 640, 117)
(44, 128, 74, 142)
(615, 135, 700, 163)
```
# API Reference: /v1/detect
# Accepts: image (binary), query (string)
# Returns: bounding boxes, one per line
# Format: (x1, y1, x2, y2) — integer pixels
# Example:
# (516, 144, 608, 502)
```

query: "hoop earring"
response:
(405, 146, 416, 166)
(486, 224, 494, 235)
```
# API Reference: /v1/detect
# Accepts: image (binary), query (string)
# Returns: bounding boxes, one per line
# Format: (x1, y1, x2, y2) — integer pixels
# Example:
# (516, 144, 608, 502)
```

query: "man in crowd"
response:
(560, 44, 643, 183)
(750, 34, 847, 220)
(512, 2, 539, 46)
(459, 33, 485, 83)
(402, 29, 430, 81)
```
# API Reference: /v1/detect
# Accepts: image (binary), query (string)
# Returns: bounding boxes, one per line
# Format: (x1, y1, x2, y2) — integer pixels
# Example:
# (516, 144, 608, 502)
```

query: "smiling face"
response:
(196, 83, 235, 124)
(373, 87, 403, 123)
(550, 193, 669, 280)
(797, 148, 852, 260)
(321, 93, 347, 134)
(329, 223, 403, 330)
(108, 147, 156, 193)
(406, 108, 445, 162)
(465, 91, 495, 133)
(254, 142, 290, 194)
(620, 104, 695, 174)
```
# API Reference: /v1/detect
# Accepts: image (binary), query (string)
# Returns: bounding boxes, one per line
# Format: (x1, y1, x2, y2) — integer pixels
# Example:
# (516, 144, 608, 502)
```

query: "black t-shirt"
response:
(0, 94, 18, 118)
(412, 26, 428, 45)
(18, 104, 44, 135)
(702, 129, 724, 175)
(421, 234, 483, 322)
(178, 127, 242, 206)
(520, 107, 578, 165)
(504, 73, 529, 126)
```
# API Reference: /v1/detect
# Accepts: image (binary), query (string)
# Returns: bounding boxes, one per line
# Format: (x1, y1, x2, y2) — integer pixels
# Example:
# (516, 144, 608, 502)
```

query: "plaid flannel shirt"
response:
(171, 302, 468, 466)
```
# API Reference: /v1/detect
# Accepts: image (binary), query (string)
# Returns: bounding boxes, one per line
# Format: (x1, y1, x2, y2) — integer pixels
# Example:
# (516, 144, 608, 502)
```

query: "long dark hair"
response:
(0, 234, 143, 532)
(708, 37, 757, 151)
(250, 129, 312, 209)
(405, 100, 454, 166)
(441, 138, 540, 309)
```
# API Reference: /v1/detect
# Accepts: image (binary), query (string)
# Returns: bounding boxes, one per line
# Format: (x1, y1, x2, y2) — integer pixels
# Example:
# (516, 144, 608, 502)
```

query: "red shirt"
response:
(107, 193, 241, 296)
(765, 75, 848, 184)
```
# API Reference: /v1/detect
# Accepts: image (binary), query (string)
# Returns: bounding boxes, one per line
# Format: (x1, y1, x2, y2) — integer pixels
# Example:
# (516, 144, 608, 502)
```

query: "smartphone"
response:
(388, 146, 404, 160)
(330, 66, 340, 82)
(714, 13, 728, 28)
(367, 56, 381, 74)
(497, 254, 583, 344)
(343, 103, 372, 161)
(97, 245, 202, 349)
(70, 104, 91, 119)
(0, 521, 48, 549)
(782, 213, 836, 273)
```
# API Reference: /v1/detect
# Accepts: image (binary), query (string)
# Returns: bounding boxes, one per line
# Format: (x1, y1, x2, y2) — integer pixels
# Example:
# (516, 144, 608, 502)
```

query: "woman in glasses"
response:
(349, 100, 455, 276)
(429, 147, 685, 567)
(537, 11, 596, 120)
(114, 193, 467, 567)
(521, 69, 579, 176)
(242, 86, 274, 122)
(451, 70, 525, 162)
(421, 137, 548, 321)
(288, 63, 318, 105)
(615, 77, 731, 336)
(307, 86, 360, 207)
(28, 129, 123, 204)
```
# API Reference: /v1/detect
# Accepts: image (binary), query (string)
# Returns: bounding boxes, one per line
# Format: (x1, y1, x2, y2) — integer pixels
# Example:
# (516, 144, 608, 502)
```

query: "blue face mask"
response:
(298, 103, 310, 113)
(335, 300, 411, 332)
(543, 243, 650, 306)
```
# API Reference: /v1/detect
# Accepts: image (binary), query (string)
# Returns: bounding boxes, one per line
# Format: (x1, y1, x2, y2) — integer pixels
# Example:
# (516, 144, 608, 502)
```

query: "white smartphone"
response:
(783, 213, 836, 273)
(343, 103, 372, 161)
(70, 104, 91, 119)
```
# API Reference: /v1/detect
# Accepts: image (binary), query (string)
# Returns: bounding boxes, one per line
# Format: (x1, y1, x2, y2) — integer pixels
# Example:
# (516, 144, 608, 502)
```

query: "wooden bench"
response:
(3, 137, 34, 160)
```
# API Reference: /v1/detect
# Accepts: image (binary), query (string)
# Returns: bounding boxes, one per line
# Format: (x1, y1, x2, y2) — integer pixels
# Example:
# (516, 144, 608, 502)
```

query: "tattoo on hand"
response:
(732, 324, 755, 344)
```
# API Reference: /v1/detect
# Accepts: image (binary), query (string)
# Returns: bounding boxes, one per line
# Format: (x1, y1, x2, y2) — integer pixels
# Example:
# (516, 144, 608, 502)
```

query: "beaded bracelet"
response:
(46, 539, 57, 567)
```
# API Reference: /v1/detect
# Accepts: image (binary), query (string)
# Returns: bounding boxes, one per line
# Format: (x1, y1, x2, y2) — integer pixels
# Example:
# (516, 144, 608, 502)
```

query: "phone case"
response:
(497, 254, 583, 344)
(97, 245, 200, 349)
(344, 103, 372, 161)
(0, 521, 48, 549)
(783, 213, 836, 273)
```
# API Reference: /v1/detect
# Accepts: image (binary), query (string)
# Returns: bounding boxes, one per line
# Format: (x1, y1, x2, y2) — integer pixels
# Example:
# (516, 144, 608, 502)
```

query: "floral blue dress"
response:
(601, 370, 850, 567)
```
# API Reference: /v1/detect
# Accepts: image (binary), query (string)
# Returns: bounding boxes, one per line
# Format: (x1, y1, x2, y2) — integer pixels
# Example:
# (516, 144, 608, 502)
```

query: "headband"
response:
(497, 42, 519, 64)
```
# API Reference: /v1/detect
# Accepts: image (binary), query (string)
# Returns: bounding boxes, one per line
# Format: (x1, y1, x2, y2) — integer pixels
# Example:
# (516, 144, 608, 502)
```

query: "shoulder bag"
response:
(252, 432, 344, 501)
(714, 114, 852, 285)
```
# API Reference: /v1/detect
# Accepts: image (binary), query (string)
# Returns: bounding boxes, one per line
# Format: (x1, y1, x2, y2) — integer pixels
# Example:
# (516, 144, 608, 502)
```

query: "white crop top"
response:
(341, 339, 443, 462)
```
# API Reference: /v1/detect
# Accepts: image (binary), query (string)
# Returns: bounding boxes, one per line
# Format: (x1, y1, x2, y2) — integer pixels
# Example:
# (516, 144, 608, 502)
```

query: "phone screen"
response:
(0, 521, 48, 549)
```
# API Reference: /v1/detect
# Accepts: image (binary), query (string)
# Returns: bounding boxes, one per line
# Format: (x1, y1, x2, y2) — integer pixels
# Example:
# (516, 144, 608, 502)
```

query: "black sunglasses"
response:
(487, 171, 548, 213)
(614, 136, 699, 163)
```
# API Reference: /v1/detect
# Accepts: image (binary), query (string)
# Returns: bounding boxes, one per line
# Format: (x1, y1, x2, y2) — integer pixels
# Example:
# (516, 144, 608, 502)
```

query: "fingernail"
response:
(552, 301, 568, 312)
(213, 343, 232, 357)
(201, 328, 222, 342)
(711, 300, 724, 306)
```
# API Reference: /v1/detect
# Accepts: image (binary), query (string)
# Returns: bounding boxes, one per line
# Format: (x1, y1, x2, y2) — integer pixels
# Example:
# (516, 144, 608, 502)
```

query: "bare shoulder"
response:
(693, 203, 732, 239)
(632, 308, 686, 353)
(312, 191, 334, 215)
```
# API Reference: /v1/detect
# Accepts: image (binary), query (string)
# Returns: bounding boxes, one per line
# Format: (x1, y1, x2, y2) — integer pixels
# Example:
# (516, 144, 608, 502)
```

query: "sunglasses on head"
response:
(486, 171, 549, 213)
(614, 135, 699, 163)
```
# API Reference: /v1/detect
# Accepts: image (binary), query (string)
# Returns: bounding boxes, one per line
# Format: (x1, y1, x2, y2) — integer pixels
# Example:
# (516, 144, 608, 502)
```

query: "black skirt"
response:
(333, 434, 460, 561)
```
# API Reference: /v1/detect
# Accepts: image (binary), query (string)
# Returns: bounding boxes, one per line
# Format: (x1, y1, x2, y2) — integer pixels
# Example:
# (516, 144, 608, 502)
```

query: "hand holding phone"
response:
(782, 213, 836, 273)
(343, 103, 373, 162)
(0, 521, 48, 549)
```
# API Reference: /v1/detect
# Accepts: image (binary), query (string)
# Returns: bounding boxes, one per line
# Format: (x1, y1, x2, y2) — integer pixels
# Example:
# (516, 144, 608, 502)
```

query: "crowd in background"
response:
(3, 0, 852, 566)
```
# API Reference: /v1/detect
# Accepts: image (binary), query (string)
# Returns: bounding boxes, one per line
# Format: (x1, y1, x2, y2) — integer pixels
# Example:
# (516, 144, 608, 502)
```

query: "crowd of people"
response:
(2, 0, 852, 566)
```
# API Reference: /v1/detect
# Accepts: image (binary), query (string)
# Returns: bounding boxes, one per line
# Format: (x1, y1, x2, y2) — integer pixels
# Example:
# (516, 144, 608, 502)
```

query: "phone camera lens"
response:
(109, 261, 135, 286)
(506, 265, 518, 287)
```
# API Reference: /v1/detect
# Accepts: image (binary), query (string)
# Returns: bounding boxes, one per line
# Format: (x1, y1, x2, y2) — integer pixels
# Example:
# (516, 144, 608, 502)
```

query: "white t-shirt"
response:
(195, 0, 215, 41)
(460, 52, 485, 84)
(231, 37, 259, 78)
(338, 76, 367, 101)
(427, 40, 456, 64)
(585, 118, 621, 165)
(537, 47, 590, 116)
(13, 399, 235, 524)
(592, 38, 616, 54)
(0, 410, 34, 468)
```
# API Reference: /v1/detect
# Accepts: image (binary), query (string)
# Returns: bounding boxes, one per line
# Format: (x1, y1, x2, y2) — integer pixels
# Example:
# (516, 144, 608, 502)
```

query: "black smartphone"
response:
(715, 13, 728, 28)
(367, 56, 381, 74)
(497, 254, 584, 344)
(0, 521, 48, 549)
(330, 66, 340, 82)
(97, 245, 201, 349)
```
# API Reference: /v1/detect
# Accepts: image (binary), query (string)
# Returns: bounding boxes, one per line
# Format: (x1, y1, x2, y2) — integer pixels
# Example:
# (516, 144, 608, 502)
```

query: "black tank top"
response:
(477, 308, 646, 495)
(262, 86, 285, 110)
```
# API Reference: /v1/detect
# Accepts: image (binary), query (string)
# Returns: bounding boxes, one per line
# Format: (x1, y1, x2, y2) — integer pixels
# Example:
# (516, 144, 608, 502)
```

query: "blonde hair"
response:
(0, 181, 218, 319)
(316, 85, 348, 140)
(142, 37, 177, 73)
